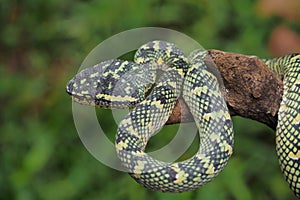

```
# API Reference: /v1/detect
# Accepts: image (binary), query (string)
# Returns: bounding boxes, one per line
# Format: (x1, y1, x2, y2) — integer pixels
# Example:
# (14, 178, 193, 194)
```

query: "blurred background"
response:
(1, 0, 300, 199)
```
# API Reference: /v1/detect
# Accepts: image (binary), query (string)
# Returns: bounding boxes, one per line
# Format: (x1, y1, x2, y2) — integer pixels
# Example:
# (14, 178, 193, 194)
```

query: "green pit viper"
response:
(66, 40, 300, 197)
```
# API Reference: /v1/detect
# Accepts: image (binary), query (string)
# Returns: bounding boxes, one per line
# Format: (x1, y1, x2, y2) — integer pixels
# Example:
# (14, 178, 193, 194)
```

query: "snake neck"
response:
(263, 53, 300, 81)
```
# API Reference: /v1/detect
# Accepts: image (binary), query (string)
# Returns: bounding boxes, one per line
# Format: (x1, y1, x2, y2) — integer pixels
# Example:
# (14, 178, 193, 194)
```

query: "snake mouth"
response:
(71, 95, 96, 106)
(66, 79, 96, 106)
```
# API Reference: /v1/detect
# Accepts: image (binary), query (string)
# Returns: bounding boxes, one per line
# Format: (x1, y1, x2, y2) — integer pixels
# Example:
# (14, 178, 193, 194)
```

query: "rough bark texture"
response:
(166, 50, 283, 130)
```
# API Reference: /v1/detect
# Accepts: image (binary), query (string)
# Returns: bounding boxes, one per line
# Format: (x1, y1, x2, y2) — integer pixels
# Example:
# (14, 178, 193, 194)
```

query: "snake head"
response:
(66, 61, 112, 106)
(66, 60, 155, 108)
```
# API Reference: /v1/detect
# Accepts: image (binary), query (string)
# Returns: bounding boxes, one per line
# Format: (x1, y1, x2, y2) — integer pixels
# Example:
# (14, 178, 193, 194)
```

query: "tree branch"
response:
(166, 50, 283, 130)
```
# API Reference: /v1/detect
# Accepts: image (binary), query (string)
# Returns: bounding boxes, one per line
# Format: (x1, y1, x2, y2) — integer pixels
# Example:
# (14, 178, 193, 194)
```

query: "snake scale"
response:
(66, 40, 300, 197)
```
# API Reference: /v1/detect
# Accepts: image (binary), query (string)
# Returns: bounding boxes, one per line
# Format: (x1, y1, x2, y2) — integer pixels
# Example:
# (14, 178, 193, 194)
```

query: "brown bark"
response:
(166, 50, 283, 130)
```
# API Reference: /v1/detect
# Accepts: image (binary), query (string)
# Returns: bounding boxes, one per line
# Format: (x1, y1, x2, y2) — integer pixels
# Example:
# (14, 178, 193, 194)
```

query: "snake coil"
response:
(67, 40, 300, 197)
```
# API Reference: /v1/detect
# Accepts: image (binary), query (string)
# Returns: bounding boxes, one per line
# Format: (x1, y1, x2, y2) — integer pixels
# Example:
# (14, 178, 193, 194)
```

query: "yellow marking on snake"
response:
(292, 113, 300, 125)
(291, 55, 300, 61)
(90, 72, 99, 78)
(209, 133, 220, 142)
(157, 57, 164, 65)
(206, 164, 215, 175)
(289, 151, 300, 160)
(135, 57, 144, 64)
(171, 164, 189, 184)
(133, 160, 145, 178)
(80, 79, 86, 84)
(115, 140, 128, 150)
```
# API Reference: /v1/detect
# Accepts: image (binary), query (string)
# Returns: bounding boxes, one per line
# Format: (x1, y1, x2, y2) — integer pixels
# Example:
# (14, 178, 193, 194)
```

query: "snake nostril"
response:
(66, 80, 74, 95)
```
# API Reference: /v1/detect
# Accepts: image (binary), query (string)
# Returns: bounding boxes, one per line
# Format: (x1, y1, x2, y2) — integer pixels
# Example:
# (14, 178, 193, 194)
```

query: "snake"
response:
(264, 55, 300, 198)
(66, 40, 300, 197)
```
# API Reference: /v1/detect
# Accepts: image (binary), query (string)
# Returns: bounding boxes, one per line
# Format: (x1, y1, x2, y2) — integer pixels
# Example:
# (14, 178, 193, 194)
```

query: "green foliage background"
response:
(1, 0, 299, 199)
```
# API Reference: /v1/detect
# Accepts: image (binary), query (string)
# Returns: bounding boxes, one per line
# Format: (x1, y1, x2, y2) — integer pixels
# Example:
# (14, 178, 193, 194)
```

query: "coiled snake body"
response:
(264, 55, 300, 197)
(67, 40, 300, 197)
